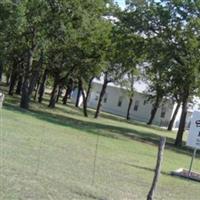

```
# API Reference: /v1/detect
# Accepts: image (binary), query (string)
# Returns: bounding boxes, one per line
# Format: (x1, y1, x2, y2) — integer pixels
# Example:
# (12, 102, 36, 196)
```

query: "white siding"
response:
(88, 82, 174, 127)
(173, 105, 193, 130)
(70, 81, 200, 129)
(71, 88, 83, 107)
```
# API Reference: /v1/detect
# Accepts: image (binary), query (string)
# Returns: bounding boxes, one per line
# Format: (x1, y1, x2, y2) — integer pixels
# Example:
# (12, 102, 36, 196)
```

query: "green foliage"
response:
(0, 0, 200, 137)
(125, 0, 200, 143)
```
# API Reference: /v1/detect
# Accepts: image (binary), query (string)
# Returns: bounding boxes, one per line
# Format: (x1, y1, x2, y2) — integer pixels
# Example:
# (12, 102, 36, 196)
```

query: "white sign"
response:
(187, 111, 200, 149)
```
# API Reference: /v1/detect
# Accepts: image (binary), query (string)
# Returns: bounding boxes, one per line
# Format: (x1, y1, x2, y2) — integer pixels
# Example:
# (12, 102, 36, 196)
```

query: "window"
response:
(161, 107, 166, 118)
(103, 94, 108, 103)
(134, 100, 139, 111)
(95, 95, 98, 101)
(188, 103, 193, 110)
(118, 96, 123, 107)
(94, 92, 99, 101)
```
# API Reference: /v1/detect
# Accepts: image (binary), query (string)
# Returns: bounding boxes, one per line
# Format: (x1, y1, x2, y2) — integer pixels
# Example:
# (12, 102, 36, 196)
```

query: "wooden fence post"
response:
(147, 137, 166, 200)
(92, 135, 99, 185)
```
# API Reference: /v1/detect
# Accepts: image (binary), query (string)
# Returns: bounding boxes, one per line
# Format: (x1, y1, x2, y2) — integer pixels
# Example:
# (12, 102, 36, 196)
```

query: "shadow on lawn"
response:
(5, 102, 173, 146)
(124, 162, 200, 183)
(56, 103, 169, 134)
(3, 102, 194, 158)
(123, 162, 170, 177)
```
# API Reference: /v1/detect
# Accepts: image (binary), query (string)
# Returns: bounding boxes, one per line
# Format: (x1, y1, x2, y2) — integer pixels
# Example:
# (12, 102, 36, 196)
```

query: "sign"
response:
(187, 111, 200, 149)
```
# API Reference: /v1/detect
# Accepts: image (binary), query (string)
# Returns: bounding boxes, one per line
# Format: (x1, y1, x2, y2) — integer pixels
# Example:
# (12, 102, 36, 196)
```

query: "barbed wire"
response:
(0, 104, 4, 199)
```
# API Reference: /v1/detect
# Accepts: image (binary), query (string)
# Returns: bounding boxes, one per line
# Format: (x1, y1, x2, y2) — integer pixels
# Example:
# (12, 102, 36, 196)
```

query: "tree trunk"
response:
(20, 78, 30, 109)
(62, 86, 73, 105)
(20, 49, 34, 109)
(62, 88, 69, 105)
(63, 89, 68, 105)
(56, 85, 62, 103)
(8, 74, 17, 95)
(86, 77, 94, 103)
(6, 72, 10, 85)
(94, 73, 108, 119)
(147, 96, 161, 125)
(82, 77, 94, 117)
(28, 52, 43, 97)
(8, 61, 18, 96)
(175, 95, 189, 146)
(62, 79, 73, 105)
(167, 101, 181, 131)
(38, 68, 48, 103)
(75, 80, 82, 107)
(79, 80, 88, 117)
(82, 89, 88, 117)
(127, 96, 133, 120)
(28, 68, 40, 97)
(0, 61, 3, 81)
(16, 75, 23, 95)
(48, 79, 59, 108)
(33, 77, 41, 101)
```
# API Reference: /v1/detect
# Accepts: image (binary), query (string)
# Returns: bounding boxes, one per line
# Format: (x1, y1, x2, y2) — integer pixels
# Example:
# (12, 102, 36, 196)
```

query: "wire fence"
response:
(0, 105, 200, 200)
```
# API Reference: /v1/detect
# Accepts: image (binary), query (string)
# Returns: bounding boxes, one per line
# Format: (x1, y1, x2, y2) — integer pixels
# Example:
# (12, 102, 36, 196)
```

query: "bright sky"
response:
(114, 0, 126, 8)
(115, 0, 162, 8)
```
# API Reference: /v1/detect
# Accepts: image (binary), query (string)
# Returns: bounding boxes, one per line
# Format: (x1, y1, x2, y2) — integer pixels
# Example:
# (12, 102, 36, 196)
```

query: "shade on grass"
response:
(0, 98, 200, 200)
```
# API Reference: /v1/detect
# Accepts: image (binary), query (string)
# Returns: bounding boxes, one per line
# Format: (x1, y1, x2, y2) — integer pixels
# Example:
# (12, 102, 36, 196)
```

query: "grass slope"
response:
(0, 95, 200, 200)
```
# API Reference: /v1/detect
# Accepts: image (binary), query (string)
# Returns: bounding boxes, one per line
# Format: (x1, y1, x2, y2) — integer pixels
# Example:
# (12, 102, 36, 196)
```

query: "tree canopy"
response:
(1, 0, 200, 146)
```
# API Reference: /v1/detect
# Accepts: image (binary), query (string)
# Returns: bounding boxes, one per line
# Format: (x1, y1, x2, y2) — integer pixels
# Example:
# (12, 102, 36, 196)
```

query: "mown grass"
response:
(0, 89, 200, 200)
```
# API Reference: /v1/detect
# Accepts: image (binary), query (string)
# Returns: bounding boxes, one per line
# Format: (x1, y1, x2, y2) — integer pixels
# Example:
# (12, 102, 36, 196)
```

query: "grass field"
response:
(0, 93, 200, 200)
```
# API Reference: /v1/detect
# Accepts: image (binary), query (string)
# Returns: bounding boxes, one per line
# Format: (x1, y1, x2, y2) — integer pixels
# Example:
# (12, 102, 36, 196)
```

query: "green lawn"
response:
(0, 94, 200, 200)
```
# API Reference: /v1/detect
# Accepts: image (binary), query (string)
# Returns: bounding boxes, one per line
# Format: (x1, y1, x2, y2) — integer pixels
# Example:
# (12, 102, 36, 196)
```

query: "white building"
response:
(71, 79, 199, 129)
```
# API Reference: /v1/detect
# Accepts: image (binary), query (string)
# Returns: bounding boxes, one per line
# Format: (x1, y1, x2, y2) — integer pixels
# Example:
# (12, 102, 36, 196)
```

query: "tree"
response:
(62, 78, 73, 105)
(0, 61, 3, 82)
(124, 0, 199, 145)
(0, 0, 115, 111)
(19, 0, 49, 109)
(167, 100, 181, 131)
(0, 1, 27, 94)
(119, 69, 139, 120)
(1, 0, 49, 109)
(126, 0, 200, 145)
(46, 0, 113, 110)
(8, 57, 20, 95)
(0, 1, 12, 82)
(144, 59, 170, 125)
(38, 68, 48, 103)
(126, 2, 172, 125)
(93, 20, 142, 118)
(112, 8, 155, 122)
(162, 0, 200, 146)
(114, 16, 145, 120)
(45, 0, 112, 109)
(75, 19, 113, 116)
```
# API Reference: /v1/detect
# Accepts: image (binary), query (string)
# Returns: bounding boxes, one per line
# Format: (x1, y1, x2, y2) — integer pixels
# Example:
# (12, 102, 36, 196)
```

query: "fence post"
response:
(92, 135, 99, 185)
(147, 137, 166, 200)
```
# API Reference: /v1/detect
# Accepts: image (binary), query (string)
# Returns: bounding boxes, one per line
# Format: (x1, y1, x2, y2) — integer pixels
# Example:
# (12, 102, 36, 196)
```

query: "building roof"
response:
(93, 77, 200, 112)
(93, 77, 149, 94)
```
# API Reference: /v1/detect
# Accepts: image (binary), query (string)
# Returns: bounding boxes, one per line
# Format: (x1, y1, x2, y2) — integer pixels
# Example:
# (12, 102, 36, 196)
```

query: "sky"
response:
(114, 0, 126, 9)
